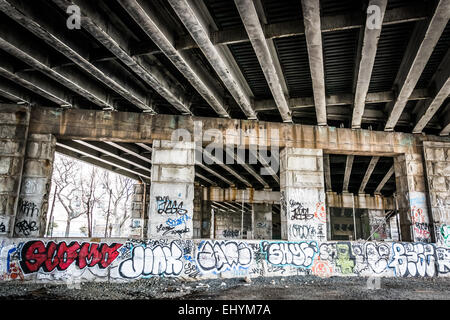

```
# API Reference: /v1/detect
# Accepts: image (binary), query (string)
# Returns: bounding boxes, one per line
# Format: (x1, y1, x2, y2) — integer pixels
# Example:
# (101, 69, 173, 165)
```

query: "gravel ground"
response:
(0, 276, 449, 300)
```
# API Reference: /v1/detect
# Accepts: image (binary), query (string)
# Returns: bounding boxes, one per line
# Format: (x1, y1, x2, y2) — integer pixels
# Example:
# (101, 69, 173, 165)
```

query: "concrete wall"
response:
(0, 237, 448, 283)
(423, 141, 450, 246)
(0, 106, 30, 236)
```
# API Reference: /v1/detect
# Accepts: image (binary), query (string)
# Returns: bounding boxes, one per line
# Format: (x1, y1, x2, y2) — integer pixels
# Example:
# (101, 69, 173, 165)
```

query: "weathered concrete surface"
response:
(0, 237, 449, 283)
(14, 134, 56, 237)
(148, 140, 195, 239)
(252, 203, 272, 240)
(28, 107, 450, 154)
(280, 148, 326, 241)
(0, 106, 30, 236)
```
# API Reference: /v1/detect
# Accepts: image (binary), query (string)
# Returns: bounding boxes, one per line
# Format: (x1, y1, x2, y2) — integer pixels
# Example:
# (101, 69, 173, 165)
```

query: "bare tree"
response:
(80, 166, 102, 237)
(100, 172, 134, 237)
(50, 154, 84, 236)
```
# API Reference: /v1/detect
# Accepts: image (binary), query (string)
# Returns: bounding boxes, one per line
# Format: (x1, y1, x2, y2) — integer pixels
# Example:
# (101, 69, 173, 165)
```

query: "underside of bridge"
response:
(0, 0, 449, 282)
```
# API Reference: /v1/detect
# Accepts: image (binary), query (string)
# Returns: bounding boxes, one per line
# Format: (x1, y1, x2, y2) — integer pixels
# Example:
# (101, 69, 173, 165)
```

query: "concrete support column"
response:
(193, 183, 202, 238)
(422, 141, 450, 246)
(148, 140, 195, 239)
(130, 182, 149, 238)
(0, 106, 30, 237)
(394, 153, 431, 242)
(201, 200, 212, 238)
(15, 134, 56, 237)
(280, 147, 327, 241)
(367, 209, 389, 241)
(252, 203, 272, 239)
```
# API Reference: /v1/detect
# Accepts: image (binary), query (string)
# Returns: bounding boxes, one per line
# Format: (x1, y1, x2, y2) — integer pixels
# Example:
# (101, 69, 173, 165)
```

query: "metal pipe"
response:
(352, 193, 357, 240)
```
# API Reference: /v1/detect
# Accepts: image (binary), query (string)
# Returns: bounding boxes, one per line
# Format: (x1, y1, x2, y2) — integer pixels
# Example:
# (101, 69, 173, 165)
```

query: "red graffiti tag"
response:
(314, 202, 327, 223)
(20, 241, 122, 274)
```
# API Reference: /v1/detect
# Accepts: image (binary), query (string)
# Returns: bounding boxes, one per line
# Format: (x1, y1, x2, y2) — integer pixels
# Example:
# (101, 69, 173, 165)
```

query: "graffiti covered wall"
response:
(1, 237, 449, 283)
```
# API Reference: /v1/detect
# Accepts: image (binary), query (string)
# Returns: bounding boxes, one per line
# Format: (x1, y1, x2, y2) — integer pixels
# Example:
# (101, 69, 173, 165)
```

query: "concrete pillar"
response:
(0, 106, 30, 237)
(280, 147, 327, 241)
(15, 134, 56, 237)
(148, 140, 195, 239)
(193, 183, 202, 238)
(215, 208, 241, 240)
(422, 141, 450, 246)
(130, 182, 149, 238)
(367, 209, 389, 241)
(394, 153, 431, 242)
(252, 203, 272, 239)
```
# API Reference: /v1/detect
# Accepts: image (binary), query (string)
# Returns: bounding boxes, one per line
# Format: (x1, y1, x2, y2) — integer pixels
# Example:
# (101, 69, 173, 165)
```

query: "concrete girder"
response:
(135, 143, 153, 154)
(117, 0, 230, 118)
(352, 0, 387, 129)
(73, 140, 151, 174)
(358, 156, 380, 194)
(56, 141, 151, 180)
(301, 0, 327, 126)
(53, 0, 194, 115)
(254, 89, 430, 112)
(0, 19, 113, 108)
(195, 161, 235, 187)
(104, 142, 152, 164)
(0, 55, 73, 106)
(234, 0, 292, 122)
(440, 102, 450, 136)
(28, 107, 450, 154)
(413, 49, 450, 133)
(176, 5, 428, 50)
(384, 0, 450, 131)
(202, 149, 252, 188)
(374, 165, 394, 194)
(168, 0, 257, 119)
(0, 0, 154, 112)
(0, 77, 46, 105)
(247, 148, 280, 185)
(342, 155, 354, 192)
(195, 172, 217, 186)
(224, 148, 270, 189)
(55, 146, 146, 183)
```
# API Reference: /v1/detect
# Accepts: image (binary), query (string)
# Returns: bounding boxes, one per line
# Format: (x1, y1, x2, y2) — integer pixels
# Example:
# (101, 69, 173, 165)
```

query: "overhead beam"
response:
(234, 0, 292, 122)
(254, 88, 430, 112)
(73, 140, 151, 173)
(226, 148, 270, 189)
(168, 0, 257, 119)
(413, 49, 450, 133)
(440, 102, 450, 136)
(352, 0, 387, 129)
(195, 161, 235, 187)
(175, 5, 428, 50)
(301, 0, 327, 126)
(358, 156, 380, 194)
(53, 0, 194, 115)
(374, 166, 394, 194)
(117, 0, 230, 118)
(55, 147, 145, 182)
(202, 149, 252, 188)
(56, 141, 151, 180)
(0, 0, 154, 112)
(0, 17, 113, 108)
(248, 148, 280, 184)
(195, 172, 217, 186)
(104, 141, 152, 163)
(342, 155, 354, 192)
(384, 0, 450, 131)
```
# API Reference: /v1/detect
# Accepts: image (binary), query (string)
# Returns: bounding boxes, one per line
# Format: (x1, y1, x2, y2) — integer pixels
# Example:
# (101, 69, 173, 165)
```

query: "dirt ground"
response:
(0, 275, 449, 300)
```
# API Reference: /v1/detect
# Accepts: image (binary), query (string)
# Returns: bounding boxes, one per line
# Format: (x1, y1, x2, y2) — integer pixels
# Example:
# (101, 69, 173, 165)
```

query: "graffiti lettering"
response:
(289, 200, 313, 220)
(166, 214, 190, 227)
(314, 202, 327, 223)
(436, 247, 450, 274)
(197, 241, 252, 272)
(0, 222, 5, 233)
(156, 196, 187, 215)
(289, 224, 316, 239)
(222, 229, 240, 238)
(156, 224, 190, 238)
(440, 225, 450, 247)
(389, 243, 435, 277)
(20, 241, 122, 274)
(14, 220, 38, 236)
(18, 200, 39, 217)
(262, 241, 318, 268)
(335, 243, 355, 274)
(119, 242, 183, 278)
